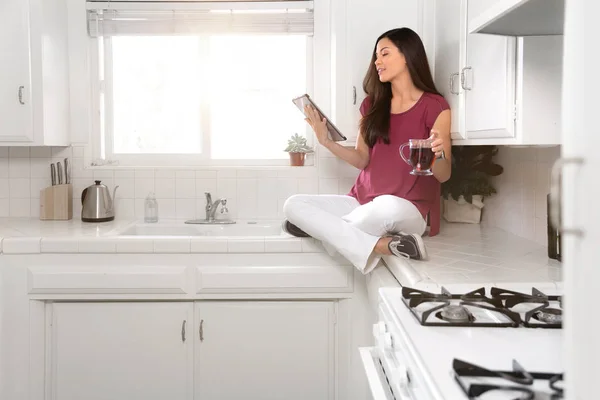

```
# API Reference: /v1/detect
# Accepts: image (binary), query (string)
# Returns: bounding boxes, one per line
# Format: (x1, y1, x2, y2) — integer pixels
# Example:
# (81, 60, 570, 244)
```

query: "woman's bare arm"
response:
(323, 130, 370, 170)
(431, 109, 452, 183)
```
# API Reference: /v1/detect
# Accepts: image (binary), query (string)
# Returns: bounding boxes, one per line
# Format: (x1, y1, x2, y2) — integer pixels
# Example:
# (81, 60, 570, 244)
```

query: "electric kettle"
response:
(81, 180, 119, 222)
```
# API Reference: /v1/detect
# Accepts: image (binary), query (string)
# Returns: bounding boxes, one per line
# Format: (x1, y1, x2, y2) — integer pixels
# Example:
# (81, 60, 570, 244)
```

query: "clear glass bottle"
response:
(144, 192, 158, 223)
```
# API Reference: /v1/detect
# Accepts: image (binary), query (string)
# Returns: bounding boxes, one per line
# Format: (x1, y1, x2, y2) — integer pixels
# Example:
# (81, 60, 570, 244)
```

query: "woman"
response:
(283, 27, 452, 274)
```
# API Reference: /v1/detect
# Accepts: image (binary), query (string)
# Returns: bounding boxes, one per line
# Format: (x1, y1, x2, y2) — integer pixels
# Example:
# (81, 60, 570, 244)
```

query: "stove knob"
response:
(381, 332, 393, 349)
(372, 321, 387, 338)
(396, 365, 410, 389)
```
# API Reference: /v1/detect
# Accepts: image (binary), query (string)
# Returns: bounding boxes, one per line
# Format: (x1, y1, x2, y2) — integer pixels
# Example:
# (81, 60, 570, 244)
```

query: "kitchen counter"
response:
(0, 217, 563, 290)
(382, 222, 562, 290)
(0, 217, 322, 254)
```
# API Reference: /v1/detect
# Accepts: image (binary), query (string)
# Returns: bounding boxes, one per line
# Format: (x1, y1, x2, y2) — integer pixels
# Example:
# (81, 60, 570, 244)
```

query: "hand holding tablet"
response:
(292, 94, 347, 143)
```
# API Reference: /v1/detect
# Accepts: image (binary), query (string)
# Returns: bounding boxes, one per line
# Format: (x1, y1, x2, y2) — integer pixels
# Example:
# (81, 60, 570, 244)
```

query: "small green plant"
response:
(442, 145, 504, 204)
(284, 133, 313, 153)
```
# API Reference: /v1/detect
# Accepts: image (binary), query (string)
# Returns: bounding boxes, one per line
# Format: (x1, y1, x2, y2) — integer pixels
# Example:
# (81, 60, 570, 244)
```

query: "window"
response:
(87, 1, 316, 166)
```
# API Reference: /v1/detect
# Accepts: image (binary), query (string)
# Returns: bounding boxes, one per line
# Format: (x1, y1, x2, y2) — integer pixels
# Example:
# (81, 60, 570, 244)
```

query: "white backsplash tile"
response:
(10, 198, 31, 217)
(9, 158, 30, 178)
(0, 198, 9, 217)
(1, 144, 560, 239)
(116, 198, 135, 218)
(484, 147, 560, 246)
(30, 147, 51, 158)
(0, 179, 9, 199)
(10, 179, 31, 198)
(114, 178, 135, 199)
(134, 178, 155, 199)
(236, 179, 258, 218)
(0, 159, 8, 178)
(175, 178, 196, 199)
(318, 178, 338, 194)
(9, 147, 30, 158)
(154, 178, 176, 199)
(175, 198, 196, 219)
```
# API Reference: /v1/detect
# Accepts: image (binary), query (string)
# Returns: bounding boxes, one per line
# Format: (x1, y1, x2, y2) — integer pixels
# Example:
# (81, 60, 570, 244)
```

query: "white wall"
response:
(0, 145, 360, 220)
(483, 146, 561, 245)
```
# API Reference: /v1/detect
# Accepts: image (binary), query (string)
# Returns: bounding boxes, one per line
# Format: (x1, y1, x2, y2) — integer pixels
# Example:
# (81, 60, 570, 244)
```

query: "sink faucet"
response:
(205, 192, 228, 221)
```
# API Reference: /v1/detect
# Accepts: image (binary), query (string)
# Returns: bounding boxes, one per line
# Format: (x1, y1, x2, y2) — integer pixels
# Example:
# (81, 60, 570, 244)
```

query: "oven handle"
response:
(358, 347, 396, 400)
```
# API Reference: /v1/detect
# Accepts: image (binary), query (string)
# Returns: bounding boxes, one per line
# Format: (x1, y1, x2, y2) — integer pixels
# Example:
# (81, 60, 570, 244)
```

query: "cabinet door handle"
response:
(199, 319, 204, 342)
(352, 86, 357, 105)
(181, 320, 187, 342)
(550, 157, 585, 236)
(449, 73, 459, 95)
(18, 86, 25, 105)
(460, 67, 472, 90)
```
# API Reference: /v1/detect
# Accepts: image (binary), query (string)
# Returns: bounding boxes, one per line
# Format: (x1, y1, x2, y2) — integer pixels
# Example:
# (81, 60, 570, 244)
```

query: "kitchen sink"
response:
(115, 220, 285, 237)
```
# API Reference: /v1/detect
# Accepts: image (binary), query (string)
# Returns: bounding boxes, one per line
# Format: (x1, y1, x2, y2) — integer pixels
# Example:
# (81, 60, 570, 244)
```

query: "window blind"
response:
(86, 1, 314, 37)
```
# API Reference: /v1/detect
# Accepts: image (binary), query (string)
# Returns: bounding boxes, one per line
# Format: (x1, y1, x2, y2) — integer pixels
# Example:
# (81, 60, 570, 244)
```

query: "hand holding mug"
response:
(429, 130, 446, 159)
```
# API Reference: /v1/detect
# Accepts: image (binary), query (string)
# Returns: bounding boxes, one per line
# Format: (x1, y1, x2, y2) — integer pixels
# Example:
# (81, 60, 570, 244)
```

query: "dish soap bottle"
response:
(144, 192, 158, 223)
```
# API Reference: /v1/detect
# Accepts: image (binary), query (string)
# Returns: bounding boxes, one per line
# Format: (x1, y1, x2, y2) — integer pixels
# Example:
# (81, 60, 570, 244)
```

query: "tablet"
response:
(292, 94, 347, 142)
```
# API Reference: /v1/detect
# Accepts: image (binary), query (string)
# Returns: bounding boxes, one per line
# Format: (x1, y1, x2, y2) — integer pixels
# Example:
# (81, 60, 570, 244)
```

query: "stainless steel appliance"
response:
(81, 180, 119, 222)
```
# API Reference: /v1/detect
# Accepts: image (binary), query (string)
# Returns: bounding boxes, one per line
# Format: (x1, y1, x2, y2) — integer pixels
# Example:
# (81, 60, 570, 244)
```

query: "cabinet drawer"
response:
(27, 266, 188, 294)
(196, 265, 353, 293)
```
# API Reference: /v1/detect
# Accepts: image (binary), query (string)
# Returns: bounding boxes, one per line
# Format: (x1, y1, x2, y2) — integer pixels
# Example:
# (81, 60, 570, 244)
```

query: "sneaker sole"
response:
(412, 234, 428, 260)
(282, 220, 310, 238)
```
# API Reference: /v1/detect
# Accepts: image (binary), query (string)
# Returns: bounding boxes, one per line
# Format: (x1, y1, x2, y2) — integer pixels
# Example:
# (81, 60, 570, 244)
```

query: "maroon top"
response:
(348, 92, 450, 234)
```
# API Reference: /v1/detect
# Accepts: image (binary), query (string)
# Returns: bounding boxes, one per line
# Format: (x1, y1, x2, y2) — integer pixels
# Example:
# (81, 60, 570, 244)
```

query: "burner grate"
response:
(490, 287, 563, 329)
(401, 287, 522, 328)
(453, 358, 564, 399)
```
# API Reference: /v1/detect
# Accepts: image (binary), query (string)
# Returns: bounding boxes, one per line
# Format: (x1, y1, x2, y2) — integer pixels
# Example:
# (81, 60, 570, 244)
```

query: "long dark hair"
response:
(360, 28, 441, 147)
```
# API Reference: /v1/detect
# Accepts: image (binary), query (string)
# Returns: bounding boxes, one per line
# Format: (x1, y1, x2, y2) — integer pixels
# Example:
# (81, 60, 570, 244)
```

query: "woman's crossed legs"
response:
(283, 194, 427, 273)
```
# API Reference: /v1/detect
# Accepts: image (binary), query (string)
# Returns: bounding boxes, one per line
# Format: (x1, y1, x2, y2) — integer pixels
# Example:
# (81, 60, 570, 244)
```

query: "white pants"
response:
(283, 194, 426, 274)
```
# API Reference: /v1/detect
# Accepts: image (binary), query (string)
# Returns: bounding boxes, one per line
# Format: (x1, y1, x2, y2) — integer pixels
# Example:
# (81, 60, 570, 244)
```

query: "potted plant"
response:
(441, 145, 504, 223)
(284, 133, 313, 166)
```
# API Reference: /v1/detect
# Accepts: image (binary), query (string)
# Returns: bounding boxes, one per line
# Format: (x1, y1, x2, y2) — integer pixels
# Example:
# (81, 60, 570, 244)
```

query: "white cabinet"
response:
(433, 0, 516, 143)
(0, 0, 33, 142)
(463, 20, 516, 140)
(45, 300, 336, 400)
(433, 0, 464, 139)
(195, 301, 335, 400)
(0, 0, 70, 146)
(333, 0, 421, 144)
(48, 302, 194, 400)
(431, 0, 562, 145)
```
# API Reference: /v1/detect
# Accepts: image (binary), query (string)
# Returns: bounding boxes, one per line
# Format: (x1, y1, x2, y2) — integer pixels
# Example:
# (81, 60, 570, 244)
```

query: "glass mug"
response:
(399, 138, 435, 176)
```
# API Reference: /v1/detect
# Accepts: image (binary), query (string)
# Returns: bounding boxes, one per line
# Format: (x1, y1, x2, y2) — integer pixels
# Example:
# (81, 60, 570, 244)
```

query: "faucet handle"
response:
(205, 192, 212, 205)
(220, 199, 229, 214)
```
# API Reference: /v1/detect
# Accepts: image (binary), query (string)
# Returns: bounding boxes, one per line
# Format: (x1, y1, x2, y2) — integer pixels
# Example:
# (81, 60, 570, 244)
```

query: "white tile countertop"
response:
(0, 218, 324, 254)
(0, 216, 563, 290)
(383, 222, 562, 290)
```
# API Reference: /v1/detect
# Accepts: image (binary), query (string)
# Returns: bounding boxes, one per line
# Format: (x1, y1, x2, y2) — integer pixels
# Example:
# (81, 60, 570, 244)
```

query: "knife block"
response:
(39, 184, 73, 220)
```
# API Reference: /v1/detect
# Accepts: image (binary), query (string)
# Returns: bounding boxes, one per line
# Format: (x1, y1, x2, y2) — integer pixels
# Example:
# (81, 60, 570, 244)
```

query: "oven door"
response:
(358, 347, 395, 400)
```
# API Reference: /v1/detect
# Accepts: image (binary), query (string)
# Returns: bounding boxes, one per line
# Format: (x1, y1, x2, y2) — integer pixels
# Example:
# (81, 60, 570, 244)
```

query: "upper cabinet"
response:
(0, 0, 33, 142)
(333, 0, 422, 144)
(433, 0, 464, 139)
(469, 0, 565, 36)
(0, 0, 70, 146)
(430, 0, 563, 145)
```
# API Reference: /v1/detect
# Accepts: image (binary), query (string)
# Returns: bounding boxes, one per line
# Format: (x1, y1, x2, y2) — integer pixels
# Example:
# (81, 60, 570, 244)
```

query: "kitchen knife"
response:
(57, 161, 63, 185)
(50, 164, 56, 186)
(64, 158, 70, 184)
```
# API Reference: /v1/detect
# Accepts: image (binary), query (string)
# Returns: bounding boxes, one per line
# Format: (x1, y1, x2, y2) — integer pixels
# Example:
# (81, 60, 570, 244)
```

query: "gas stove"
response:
(359, 286, 564, 400)
(401, 286, 563, 329)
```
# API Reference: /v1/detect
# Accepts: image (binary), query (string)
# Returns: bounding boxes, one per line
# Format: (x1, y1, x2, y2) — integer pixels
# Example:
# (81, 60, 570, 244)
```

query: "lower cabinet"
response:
(49, 302, 194, 400)
(48, 301, 336, 400)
